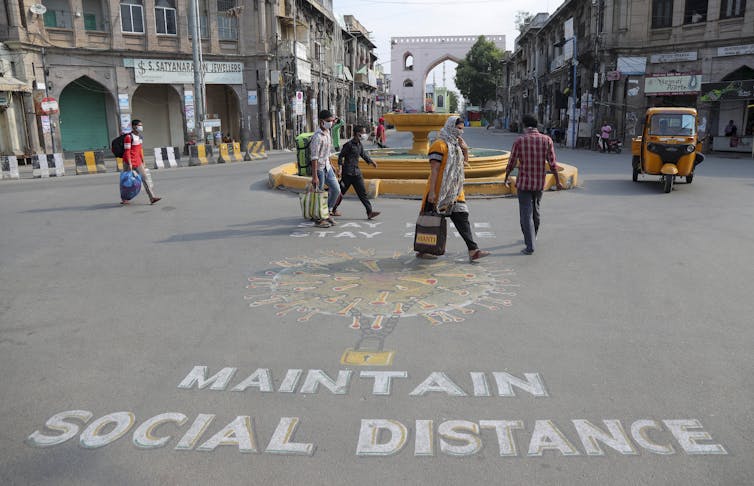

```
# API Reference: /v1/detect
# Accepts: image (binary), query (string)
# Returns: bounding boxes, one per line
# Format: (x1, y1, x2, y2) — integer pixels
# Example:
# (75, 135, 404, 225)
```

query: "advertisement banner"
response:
(645, 73, 702, 95)
(134, 59, 243, 84)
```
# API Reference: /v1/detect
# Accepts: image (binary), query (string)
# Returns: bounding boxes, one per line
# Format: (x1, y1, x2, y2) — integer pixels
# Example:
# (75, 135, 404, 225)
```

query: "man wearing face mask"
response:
(122, 119, 161, 205)
(309, 109, 340, 227)
(334, 125, 380, 220)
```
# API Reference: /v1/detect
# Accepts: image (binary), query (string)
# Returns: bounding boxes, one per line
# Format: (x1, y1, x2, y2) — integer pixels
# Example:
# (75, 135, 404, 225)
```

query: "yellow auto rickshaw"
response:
(631, 107, 704, 193)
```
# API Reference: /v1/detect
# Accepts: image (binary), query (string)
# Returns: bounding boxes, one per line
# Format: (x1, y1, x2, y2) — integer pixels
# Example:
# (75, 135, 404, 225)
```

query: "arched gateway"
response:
(391, 35, 506, 113)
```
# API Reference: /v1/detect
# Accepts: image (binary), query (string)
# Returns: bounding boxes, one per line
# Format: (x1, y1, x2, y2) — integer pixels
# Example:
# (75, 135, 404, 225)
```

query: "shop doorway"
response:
(205, 84, 240, 142)
(132, 84, 183, 150)
(59, 77, 112, 152)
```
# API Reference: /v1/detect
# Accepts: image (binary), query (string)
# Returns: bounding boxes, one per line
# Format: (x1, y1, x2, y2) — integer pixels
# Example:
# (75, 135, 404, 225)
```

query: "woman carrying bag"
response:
(416, 117, 490, 263)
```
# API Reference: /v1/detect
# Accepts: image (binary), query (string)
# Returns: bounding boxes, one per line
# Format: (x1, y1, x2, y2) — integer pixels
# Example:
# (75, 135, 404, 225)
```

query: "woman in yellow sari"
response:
(418, 116, 490, 263)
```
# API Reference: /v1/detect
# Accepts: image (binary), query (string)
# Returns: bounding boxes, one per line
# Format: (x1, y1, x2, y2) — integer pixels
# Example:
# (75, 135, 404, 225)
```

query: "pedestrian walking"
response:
(332, 125, 380, 220)
(121, 119, 161, 205)
(504, 114, 562, 255)
(374, 117, 387, 148)
(417, 116, 490, 263)
(309, 109, 340, 228)
(331, 116, 344, 151)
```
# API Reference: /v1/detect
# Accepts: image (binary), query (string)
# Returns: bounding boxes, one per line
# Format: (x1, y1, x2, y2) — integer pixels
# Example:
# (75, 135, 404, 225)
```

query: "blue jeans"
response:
(317, 166, 341, 211)
(518, 190, 542, 252)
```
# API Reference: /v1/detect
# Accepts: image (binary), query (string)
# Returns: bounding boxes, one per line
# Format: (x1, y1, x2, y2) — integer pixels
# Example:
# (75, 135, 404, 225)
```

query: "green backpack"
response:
(296, 132, 315, 176)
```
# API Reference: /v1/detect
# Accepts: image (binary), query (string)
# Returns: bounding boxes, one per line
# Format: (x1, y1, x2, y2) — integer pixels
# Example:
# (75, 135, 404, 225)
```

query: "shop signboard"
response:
(617, 57, 647, 75)
(650, 52, 697, 63)
(644, 72, 702, 96)
(700, 80, 754, 102)
(716, 44, 754, 57)
(134, 59, 243, 84)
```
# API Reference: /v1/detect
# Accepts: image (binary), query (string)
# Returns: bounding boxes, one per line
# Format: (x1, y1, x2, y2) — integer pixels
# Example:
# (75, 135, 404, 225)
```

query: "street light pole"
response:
(569, 36, 578, 149)
(189, 0, 204, 141)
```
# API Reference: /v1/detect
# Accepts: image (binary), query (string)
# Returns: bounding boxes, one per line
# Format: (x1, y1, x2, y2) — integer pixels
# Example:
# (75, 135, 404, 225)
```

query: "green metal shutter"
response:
(59, 79, 109, 152)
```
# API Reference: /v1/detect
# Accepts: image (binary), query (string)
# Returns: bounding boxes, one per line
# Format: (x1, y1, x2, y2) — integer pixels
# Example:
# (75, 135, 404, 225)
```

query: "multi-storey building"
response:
(0, 0, 380, 157)
(0, 0, 279, 155)
(503, 0, 754, 152)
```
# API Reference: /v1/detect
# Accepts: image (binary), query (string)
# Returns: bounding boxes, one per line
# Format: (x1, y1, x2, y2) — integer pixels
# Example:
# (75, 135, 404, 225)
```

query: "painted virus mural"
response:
(245, 249, 518, 364)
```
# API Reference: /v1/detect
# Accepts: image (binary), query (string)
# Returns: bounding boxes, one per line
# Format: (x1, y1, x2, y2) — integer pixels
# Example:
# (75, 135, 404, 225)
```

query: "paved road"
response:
(1, 128, 753, 485)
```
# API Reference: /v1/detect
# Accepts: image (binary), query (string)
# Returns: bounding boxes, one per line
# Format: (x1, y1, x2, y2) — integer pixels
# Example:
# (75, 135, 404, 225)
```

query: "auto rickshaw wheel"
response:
(663, 175, 674, 193)
(686, 173, 693, 184)
(632, 156, 640, 182)
(632, 167, 639, 182)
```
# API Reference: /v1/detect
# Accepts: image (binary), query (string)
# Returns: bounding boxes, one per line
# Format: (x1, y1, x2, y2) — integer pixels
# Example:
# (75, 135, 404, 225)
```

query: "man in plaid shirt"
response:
(504, 114, 563, 255)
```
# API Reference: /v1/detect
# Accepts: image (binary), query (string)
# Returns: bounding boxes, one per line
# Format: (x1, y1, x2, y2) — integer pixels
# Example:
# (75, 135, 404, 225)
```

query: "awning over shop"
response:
(700, 79, 754, 102)
(0, 75, 31, 92)
(343, 67, 353, 81)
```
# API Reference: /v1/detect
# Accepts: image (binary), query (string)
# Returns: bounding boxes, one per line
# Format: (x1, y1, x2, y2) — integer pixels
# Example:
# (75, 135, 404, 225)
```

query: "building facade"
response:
(0, 0, 380, 157)
(502, 0, 754, 152)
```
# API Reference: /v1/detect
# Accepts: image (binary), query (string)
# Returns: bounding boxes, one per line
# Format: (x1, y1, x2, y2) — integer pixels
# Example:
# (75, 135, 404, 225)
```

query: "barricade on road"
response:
(188, 144, 214, 166)
(244, 141, 267, 160)
(230, 142, 244, 162)
(154, 147, 181, 169)
(216, 143, 229, 164)
(32, 153, 65, 178)
(1, 155, 20, 180)
(216, 143, 243, 163)
(75, 150, 106, 175)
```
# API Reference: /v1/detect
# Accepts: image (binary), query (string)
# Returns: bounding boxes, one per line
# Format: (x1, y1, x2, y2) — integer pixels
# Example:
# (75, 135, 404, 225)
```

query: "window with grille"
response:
(684, 0, 708, 23)
(120, 0, 144, 33)
(187, 0, 209, 38)
(82, 0, 106, 31)
(42, 0, 74, 28)
(652, 0, 674, 28)
(216, 0, 237, 40)
(155, 0, 177, 34)
(314, 42, 322, 61)
(720, 0, 745, 18)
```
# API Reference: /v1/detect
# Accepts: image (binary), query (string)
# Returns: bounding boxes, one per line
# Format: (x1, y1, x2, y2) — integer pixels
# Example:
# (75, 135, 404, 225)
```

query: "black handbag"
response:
(413, 211, 447, 256)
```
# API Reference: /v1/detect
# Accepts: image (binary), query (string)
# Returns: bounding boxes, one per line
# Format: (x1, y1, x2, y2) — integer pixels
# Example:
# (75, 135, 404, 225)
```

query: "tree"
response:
(515, 11, 535, 33)
(454, 36, 504, 109)
(448, 91, 459, 113)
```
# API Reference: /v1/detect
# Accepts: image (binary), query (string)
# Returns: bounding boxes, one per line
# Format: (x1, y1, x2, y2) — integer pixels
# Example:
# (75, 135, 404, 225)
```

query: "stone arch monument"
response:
(391, 35, 506, 112)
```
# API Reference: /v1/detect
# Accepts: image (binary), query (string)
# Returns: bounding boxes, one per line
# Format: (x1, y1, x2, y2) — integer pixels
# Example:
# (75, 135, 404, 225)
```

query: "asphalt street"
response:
(1, 128, 753, 485)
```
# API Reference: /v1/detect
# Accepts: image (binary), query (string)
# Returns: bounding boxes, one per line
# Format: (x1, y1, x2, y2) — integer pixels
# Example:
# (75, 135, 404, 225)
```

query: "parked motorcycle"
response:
(596, 134, 623, 153)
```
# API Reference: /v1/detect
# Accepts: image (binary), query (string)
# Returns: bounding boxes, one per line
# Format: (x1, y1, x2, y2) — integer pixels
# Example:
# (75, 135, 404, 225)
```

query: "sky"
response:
(332, 0, 560, 94)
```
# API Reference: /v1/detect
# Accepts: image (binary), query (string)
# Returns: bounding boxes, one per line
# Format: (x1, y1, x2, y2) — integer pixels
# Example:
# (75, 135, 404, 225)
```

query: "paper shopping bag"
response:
(413, 213, 447, 255)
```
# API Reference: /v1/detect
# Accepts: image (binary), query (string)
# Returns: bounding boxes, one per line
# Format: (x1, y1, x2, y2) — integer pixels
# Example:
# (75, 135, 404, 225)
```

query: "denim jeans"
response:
(316, 166, 341, 211)
(518, 190, 542, 252)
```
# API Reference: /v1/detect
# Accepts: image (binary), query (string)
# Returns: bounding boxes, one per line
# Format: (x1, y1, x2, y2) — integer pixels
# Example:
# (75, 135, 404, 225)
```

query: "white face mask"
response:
(360, 134, 368, 141)
(323, 121, 333, 130)
(135, 125, 144, 132)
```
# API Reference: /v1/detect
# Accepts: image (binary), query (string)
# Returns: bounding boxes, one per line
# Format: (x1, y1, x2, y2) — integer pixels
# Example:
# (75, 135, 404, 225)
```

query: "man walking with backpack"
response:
(119, 119, 161, 205)
(309, 109, 340, 227)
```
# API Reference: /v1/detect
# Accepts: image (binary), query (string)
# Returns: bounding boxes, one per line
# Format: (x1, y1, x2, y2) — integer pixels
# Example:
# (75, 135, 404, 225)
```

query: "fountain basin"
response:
(382, 112, 457, 155)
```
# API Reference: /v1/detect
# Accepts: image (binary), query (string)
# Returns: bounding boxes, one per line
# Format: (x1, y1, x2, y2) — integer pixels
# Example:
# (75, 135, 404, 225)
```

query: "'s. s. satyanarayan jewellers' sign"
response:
(26, 365, 728, 459)
(134, 59, 243, 84)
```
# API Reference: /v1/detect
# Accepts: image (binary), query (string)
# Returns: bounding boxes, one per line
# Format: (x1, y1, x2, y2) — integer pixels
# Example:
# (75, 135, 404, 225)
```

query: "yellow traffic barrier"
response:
(74, 150, 106, 175)
(244, 141, 267, 160)
(217, 143, 230, 164)
(189, 144, 214, 166)
(230, 142, 244, 162)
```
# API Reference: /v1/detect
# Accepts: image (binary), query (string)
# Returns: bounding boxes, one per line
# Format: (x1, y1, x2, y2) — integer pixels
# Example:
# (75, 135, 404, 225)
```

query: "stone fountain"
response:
(268, 112, 578, 197)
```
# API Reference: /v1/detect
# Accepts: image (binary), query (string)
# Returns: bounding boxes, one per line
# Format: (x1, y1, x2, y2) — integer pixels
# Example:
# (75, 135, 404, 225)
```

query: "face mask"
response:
(323, 121, 333, 130)
(360, 134, 368, 141)
(136, 126, 144, 132)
